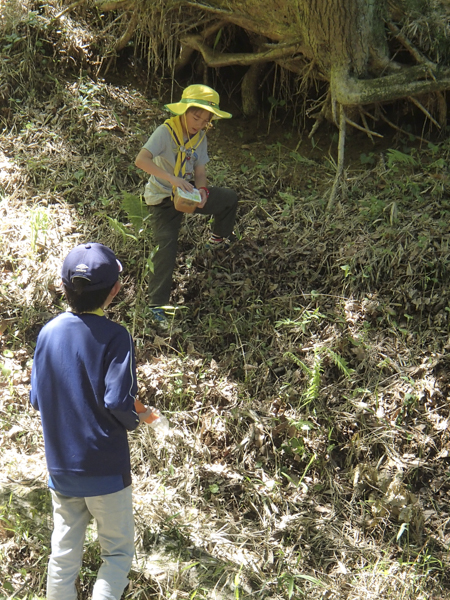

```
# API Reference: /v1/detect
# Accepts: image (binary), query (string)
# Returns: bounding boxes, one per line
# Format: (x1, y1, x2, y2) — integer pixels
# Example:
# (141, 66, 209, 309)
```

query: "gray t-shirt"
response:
(142, 124, 209, 206)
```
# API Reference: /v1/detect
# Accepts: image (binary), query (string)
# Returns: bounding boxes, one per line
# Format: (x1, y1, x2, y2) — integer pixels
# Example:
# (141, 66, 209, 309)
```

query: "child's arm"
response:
(135, 148, 194, 193)
(104, 331, 141, 430)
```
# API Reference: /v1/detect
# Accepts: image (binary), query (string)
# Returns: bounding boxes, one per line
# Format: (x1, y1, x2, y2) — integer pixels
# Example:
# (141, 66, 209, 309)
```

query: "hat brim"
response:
(165, 101, 232, 120)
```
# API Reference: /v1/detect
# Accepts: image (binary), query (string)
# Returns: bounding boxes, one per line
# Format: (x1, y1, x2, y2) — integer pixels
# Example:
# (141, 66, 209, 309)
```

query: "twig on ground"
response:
(54, 0, 87, 20)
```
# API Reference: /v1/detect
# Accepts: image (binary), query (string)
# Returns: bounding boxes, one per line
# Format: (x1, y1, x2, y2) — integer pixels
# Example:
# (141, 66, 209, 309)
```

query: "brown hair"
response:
(185, 106, 213, 121)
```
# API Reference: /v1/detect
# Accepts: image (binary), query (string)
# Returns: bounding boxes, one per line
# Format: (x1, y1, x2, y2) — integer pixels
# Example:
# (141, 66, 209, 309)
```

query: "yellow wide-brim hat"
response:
(165, 84, 232, 119)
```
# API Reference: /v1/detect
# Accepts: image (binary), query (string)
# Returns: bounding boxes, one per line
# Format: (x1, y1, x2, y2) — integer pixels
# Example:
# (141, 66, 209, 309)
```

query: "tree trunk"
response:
(94, 0, 450, 133)
(89, 0, 450, 205)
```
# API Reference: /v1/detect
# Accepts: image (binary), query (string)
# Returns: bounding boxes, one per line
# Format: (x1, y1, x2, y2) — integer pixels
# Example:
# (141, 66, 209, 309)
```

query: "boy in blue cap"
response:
(30, 242, 153, 600)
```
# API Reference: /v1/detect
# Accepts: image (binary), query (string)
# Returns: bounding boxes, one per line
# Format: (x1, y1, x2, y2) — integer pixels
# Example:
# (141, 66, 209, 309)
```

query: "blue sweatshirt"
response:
(30, 311, 140, 480)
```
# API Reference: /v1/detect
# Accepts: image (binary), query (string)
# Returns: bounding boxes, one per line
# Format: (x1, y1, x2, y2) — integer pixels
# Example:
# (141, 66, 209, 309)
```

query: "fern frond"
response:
(303, 352, 322, 403)
(386, 149, 417, 168)
(121, 192, 146, 233)
(326, 348, 355, 378)
(106, 216, 137, 242)
(284, 352, 311, 375)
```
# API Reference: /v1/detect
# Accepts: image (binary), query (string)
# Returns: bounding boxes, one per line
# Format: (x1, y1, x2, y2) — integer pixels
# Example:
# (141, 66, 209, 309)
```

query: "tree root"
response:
(175, 21, 226, 70)
(67, 0, 448, 213)
(115, 10, 139, 52)
(386, 21, 436, 71)
(359, 109, 380, 143)
(178, 35, 303, 68)
(333, 64, 450, 106)
(407, 96, 441, 130)
(327, 104, 346, 212)
(242, 62, 267, 116)
(345, 115, 383, 139)
(379, 112, 429, 144)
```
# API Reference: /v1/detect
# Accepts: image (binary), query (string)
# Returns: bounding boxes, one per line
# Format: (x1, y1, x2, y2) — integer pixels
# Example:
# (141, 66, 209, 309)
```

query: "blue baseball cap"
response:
(61, 243, 122, 291)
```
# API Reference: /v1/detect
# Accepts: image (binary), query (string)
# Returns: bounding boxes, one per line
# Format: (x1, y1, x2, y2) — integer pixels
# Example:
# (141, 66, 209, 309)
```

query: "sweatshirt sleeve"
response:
(104, 329, 140, 431)
(30, 361, 39, 411)
(29, 333, 42, 411)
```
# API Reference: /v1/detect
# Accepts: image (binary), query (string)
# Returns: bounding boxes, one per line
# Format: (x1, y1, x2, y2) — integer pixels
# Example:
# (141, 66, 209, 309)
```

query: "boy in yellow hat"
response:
(135, 84, 238, 328)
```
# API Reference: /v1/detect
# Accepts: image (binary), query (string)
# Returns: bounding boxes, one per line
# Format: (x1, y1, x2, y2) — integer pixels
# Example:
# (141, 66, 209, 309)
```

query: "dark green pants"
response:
(147, 186, 238, 306)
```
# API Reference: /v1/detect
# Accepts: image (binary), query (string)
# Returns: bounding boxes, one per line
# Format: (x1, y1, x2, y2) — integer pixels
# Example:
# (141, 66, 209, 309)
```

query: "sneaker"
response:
(205, 233, 237, 250)
(149, 307, 169, 330)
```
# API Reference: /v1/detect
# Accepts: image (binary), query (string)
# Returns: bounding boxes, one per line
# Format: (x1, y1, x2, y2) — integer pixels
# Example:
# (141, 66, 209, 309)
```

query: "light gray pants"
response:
(47, 486, 134, 600)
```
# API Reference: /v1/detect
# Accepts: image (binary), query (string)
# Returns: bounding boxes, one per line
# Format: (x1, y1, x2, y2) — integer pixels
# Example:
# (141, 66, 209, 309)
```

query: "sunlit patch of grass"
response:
(2, 3, 450, 598)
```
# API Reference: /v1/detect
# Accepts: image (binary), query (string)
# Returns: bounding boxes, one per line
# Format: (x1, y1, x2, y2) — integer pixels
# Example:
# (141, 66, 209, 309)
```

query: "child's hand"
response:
(139, 407, 159, 424)
(198, 188, 208, 207)
(135, 399, 160, 424)
(172, 177, 194, 192)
